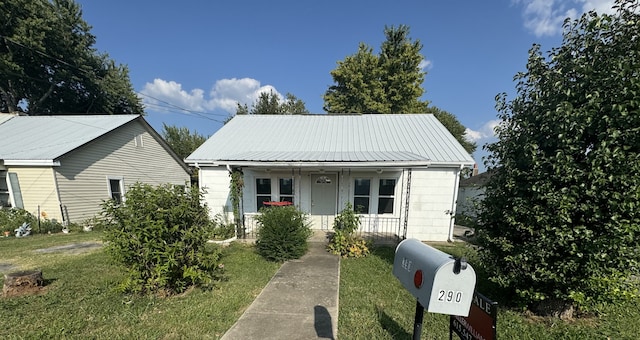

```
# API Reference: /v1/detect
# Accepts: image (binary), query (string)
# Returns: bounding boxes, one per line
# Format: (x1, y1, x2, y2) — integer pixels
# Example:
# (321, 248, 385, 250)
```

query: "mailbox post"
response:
(393, 239, 476, 339)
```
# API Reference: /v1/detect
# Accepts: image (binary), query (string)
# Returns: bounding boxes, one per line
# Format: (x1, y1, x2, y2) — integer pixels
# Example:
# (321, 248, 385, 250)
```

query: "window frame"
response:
(278, 177, 294, 203)
(107, 177, 125, 204)
(377, 178, 396, 214)
(353, 178, 371, 214)
(256, 178, 272, 210)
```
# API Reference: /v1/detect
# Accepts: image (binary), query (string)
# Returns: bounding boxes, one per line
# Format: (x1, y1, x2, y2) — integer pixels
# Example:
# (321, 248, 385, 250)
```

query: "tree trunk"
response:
(3, 270, 44, 297)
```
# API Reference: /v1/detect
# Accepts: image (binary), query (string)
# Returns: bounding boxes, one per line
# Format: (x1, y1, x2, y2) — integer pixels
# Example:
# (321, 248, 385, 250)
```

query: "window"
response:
(7, 172, 23, 209)
(108, 178, 124, 204)
(279, 178, 294, 203)
(134, 134, 144, 148)
(256, 178, 271, 210)
(353, 178, 371, 214)
(0, 171, 10, 207)
(378, 179, 396, 214)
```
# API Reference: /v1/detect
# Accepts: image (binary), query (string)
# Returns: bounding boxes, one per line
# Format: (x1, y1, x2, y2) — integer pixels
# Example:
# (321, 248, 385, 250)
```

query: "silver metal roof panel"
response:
(0, 115, 139, 162)
(187, 114, 474, 167)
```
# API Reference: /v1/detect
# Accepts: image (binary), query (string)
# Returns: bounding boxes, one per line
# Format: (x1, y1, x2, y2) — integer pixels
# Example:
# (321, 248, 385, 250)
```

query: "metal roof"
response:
(186, 114, 475, 167)
(0, 115, 139, 163)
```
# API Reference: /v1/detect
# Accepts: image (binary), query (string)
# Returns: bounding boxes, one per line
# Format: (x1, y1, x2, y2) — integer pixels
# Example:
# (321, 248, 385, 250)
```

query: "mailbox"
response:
(393, 238, 476, 317)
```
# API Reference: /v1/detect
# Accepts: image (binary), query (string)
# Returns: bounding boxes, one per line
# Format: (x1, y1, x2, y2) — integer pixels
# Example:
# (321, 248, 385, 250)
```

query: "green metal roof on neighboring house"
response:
(0, 114, 139, 165)
(186, 114, 475, 167)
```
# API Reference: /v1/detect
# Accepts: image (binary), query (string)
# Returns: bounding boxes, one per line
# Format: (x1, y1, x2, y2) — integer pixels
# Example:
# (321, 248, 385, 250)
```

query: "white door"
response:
(311, 174, 337, 230)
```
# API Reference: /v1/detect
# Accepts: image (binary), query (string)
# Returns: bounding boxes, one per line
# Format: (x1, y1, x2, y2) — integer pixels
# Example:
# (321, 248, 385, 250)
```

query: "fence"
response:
(240, 213, 402, 245)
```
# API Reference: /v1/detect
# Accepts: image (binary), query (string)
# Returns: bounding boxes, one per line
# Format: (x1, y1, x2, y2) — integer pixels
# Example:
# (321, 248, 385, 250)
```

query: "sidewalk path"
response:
(221, 233, 340, 340)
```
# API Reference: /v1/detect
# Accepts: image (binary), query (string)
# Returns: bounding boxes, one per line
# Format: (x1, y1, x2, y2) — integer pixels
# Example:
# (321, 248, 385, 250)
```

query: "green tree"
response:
(161, 123, 207, 161)
(479, 0, 640, 314)
(323, 25, 476, 154)
(0, 0, 143, 114)
(425, 106, 476, 156)
(235, 90, 308, 115)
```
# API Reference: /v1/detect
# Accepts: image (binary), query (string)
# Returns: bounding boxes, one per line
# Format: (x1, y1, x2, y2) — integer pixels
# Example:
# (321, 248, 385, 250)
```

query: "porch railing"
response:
(241, 213, 402, 245)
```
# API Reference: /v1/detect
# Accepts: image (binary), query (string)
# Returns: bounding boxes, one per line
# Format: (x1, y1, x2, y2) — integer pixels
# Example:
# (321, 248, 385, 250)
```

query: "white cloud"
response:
(516, 0, 615, 37)
(140, 77, 282, 114)
(464, 120, 500, 143)
(419, 59, 432, 71)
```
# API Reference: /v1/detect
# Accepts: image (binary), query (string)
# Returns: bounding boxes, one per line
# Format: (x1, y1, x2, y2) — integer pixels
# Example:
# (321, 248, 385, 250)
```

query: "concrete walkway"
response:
(221, 232, 340, 340)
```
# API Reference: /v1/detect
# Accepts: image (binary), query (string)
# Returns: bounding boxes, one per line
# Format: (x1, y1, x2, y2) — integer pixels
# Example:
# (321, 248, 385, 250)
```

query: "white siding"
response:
(200, 166, 232, 219)
(457, 186, 484, 219)
(199, 165, 463, 241)
(406, 167, 459, 241)
(54, 120, 190, 223)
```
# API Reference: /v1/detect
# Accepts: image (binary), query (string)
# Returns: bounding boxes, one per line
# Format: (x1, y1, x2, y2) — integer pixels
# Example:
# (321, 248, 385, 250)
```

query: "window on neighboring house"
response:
(256, 178, 271, 210)
(353, 178, 371, 214)
(378, 179, 396, 214)
(108, 178, 124, 204)
(7, 172, 23, 209)
(279, 178, 294, 203)
(134, 134, 144, 148)
(0, 170, 10, 207)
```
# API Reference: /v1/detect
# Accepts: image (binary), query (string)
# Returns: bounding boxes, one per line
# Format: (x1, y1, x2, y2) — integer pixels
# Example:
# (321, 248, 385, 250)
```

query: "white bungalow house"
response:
(186, 114, 474, 242)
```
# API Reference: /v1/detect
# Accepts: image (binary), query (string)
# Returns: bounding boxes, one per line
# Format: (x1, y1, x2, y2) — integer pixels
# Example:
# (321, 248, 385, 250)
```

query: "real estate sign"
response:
(450, 291, 497, 340)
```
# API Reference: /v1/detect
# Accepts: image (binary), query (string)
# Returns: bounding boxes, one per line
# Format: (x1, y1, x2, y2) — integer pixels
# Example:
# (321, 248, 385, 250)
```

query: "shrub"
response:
(100, 183, 223, 295)
(328, 203, 370, 258)
(0, 208, 36, 233)
(255, 205, 311, 262)
(211, 213, 236, 240)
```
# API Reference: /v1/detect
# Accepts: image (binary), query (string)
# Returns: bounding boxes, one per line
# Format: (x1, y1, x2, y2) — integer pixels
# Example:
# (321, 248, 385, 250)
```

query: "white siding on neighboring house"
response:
(6, 166, 61, 222)
(54, 120, 190, 223)
(406, 167, 460, 241)
(457, 186, 484, 220)
(200, 166, 232, 219)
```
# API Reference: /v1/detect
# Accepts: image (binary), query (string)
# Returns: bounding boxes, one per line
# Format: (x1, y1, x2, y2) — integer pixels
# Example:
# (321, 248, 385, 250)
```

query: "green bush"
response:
(211, 213, 236, 240)
(328, 203, 370, 258)
(100, 183, 223, 295)
(255, 205, 312, 262)
(0, 208, 36, 233)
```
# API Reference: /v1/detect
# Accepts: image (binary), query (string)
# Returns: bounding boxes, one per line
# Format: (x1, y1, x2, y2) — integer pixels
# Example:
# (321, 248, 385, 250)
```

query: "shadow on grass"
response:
(376, 305, 411, 339)
(370, 246, 396, 266)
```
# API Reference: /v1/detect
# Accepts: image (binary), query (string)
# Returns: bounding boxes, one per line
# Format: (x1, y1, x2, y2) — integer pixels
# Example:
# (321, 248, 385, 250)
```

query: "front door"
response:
(311, 174, 337, 230)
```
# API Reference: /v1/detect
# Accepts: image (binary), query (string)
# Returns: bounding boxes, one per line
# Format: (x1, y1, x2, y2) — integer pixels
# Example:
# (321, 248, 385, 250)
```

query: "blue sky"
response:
(75, 0, 616, 171)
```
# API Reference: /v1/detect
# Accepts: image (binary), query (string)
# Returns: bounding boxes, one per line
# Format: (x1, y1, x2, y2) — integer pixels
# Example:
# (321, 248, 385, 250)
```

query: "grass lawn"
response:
(338, 242, 640, 340)
(0, 232, 280, 339)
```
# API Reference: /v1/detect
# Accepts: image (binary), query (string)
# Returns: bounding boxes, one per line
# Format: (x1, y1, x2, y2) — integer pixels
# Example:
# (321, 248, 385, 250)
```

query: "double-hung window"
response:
(108, 178, 124, 204)
(353, 178, 371, 214)
(279, 178, 294, 203)
(378, 179, 396, 214)
(256, 178, 272, 210)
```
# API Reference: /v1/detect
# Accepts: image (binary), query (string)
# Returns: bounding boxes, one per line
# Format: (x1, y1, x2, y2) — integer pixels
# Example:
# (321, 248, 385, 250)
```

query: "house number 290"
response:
(438, 290, 463, 303)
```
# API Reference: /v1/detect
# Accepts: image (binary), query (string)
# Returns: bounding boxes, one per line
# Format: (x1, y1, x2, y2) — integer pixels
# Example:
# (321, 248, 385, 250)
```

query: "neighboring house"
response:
(456, 170, 492, 223)
(0, 114, 190, 224)
(186, 114, 474, 242)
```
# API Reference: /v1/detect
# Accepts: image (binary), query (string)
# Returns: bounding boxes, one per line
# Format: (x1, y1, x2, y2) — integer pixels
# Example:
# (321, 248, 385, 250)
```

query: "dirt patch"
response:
(34, 241, 103, 254)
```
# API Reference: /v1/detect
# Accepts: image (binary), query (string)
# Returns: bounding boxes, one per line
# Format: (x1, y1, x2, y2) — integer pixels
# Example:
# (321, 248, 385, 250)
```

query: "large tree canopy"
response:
(161, 123, 207, 161)
(0, 0, 143, 114)
(324, 25, 426, 114)
(235, 90, 309, 115)
(323, 25, 476, 154)
(479, 0, 640, 313)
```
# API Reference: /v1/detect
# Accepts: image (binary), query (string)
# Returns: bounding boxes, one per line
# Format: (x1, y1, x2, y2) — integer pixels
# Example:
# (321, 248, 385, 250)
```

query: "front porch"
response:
(240, 213, 403, 245)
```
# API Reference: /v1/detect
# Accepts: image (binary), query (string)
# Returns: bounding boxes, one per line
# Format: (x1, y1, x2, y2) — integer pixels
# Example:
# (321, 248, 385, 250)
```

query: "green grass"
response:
(338, 243, 640, 340)
(0, 232, 280, 339)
